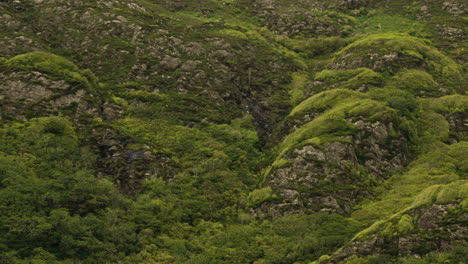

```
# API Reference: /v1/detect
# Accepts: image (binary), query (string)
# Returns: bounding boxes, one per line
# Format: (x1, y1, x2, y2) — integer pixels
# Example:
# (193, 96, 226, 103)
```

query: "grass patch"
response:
(353, 14, 425, 35)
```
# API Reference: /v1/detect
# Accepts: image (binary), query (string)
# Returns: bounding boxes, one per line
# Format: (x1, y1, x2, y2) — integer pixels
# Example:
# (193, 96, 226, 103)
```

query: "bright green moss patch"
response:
(111, 96, 129, 109)
(272, 158, 290, 169)
(410, 181, 468, 209)
(315, 68, 384, 90)
(352, 141, 466, 225)
(447, 142, 468, 173)
(280, 95, 395, 159)
(4, 52, 96, 91)
(415, 111, 449, 144)
(421, 95, 468, 115)
(289, 89, 366, 117)
(247, 187, 278, 208)
(396, 214, 414, 235)
(289, 72, 311, 106)
(435, 181, 468, 205)
(336, 33, 463, 83)
(353, 210, 415, 242)
(337, 34, 431, 55)
(352, 219, 386, 241)
(367, 88, 416, 117)
(387, 69, 438, 96)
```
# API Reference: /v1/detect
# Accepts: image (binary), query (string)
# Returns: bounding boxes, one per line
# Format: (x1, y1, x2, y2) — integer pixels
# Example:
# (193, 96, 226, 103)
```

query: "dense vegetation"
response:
(0, 0, 466, 263)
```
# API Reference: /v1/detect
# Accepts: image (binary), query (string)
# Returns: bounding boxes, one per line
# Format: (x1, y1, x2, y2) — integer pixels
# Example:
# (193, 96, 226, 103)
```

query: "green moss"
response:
(406, 181, 468, 209)
(111, 96, 129, 109)
(4, 52, 96, 91)
(352, 141, 466, 225)
(315, 68, 384, 90)
(216, 29, 248, 40)
(126, 90, 165, 102)
(289, 89, 366, 117)
(336, 33, 463, 84)
(289, 72, 311, 105)
(435, 181, 468, 204)
(422, 95, 468, 115)
(410, 185, 443, 209)
(337, 34, 431, 55)
(415, 111, 449, 144)
(272, 158, 290, 169)
(447, 142, 468, 174)
(298, 137, 322, 148)
(278, 89, 396, 161)
(352, 220, 386, 241)
(247, 187, 278, 208)
(244, 29, 308, 70)
(397, 214, 414, 235)
(318, 255, 331, 263)
(387, 70, 438, 95)
(367, 88, 416, 117)
(352, 209, 417, 242)
(40, 116, 74, 136)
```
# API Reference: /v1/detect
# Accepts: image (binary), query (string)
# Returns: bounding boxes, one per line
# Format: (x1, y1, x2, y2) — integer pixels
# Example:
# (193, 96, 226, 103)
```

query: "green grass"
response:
(353, 14, 425, 35)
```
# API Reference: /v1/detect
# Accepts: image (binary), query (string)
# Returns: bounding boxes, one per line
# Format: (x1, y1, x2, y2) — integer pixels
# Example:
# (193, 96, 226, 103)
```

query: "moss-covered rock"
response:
(314, 67, 384, 91)
(258, 89, 411, 217)
(386, 69, 439, 97)
(3, 52, 96, 91)
(0, 52, 100, 121)
(330, 33, 464, 91)
(331, 181, 468, 263)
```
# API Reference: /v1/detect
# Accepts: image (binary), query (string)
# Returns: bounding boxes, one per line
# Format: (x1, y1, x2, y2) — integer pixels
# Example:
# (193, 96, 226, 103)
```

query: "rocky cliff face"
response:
(330, 182, 468, 263)
(261, 118, 411, 217)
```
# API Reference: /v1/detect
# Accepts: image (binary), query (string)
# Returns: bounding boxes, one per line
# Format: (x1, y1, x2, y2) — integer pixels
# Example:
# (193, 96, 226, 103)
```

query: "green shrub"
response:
(41, 116, 72, 135)
(247, 187, 278, 207)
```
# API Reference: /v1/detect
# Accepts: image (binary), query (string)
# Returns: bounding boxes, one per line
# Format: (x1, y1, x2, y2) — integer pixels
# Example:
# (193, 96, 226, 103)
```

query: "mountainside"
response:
(0, 0, 466, 263)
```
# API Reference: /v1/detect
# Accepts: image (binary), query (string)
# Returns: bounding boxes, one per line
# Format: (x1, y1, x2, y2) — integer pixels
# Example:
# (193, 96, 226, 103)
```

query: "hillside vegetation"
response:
(0, 0, 466, 263)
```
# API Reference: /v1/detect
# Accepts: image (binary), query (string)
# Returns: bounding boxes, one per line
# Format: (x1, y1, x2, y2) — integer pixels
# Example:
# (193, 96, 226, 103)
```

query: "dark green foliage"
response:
(189, 213, 360, 264)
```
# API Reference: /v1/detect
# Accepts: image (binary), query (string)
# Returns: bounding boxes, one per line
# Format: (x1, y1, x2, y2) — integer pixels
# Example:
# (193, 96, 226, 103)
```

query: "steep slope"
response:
(0, 0, 466, 263)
